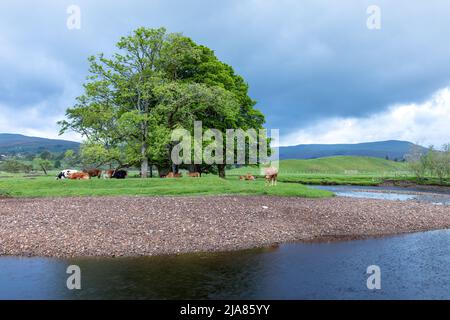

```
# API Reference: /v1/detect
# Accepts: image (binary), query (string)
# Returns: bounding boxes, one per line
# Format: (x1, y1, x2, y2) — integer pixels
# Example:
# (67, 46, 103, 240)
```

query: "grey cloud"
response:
(0, 0, 450, 137)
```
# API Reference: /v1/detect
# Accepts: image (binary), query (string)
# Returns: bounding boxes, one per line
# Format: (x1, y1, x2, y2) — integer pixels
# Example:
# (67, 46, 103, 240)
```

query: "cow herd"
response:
(56, 169, 128, 180)
(56, 167, 278, 185)
(239, 167, 278, 186)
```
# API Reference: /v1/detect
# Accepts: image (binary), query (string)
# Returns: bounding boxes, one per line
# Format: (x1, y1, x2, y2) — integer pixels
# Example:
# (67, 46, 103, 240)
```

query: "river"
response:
(1, 229, 450, 299)
(311, 185, 450, 205)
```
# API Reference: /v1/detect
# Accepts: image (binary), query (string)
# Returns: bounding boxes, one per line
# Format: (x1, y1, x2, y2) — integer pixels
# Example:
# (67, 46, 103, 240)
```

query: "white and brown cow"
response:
(56, 169, 79, 180)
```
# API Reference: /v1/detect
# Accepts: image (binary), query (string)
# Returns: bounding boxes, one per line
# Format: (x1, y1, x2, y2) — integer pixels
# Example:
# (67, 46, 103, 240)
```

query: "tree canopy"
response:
(59, 27, 265, 177)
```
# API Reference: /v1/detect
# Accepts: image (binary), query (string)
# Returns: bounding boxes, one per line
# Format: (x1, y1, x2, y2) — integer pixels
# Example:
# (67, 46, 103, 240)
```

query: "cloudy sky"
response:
(0, 0, 449, 147)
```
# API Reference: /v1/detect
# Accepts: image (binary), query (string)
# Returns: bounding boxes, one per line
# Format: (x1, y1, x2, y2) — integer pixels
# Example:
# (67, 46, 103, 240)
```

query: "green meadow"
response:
(0, 174, 332, 198)
(229, 156, 416, 186)
(1, 156, 448, 199)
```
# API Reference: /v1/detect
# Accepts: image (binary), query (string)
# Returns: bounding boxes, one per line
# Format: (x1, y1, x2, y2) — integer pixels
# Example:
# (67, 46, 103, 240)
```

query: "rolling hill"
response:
(0, 133, 80, 155)
(277, 156, 407, 174)
(230, 156, 408, 176)
(279, 140, 426, 160)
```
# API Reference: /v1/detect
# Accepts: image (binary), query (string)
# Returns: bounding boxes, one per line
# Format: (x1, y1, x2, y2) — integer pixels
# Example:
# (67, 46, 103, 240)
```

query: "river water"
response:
(311, 185, 450, 205)
(1, 229, 450, 300)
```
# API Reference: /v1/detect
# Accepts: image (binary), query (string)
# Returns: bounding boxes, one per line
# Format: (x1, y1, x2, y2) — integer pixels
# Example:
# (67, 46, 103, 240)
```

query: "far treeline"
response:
(407, 144, 450, 184)
(58, 27, 266, 178)
(0, 150, 62, 175)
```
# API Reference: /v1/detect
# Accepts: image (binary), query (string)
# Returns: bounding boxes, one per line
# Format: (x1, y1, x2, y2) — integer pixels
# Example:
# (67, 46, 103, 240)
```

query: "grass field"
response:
(0, 174, 333, 198)
(1, 156, 447, 198)
(229, 156, 416, 186)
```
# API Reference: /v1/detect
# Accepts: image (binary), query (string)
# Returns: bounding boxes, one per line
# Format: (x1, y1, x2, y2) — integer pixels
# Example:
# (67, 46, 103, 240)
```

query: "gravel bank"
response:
(0, 196, 449, 257)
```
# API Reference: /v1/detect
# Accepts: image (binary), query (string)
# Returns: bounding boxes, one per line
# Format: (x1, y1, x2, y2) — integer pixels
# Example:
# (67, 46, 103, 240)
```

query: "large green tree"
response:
(60, 27, 265, 178)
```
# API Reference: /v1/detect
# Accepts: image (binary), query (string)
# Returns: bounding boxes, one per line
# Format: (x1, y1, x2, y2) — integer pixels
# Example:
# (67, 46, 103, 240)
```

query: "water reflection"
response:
(1, 230, 450, 299)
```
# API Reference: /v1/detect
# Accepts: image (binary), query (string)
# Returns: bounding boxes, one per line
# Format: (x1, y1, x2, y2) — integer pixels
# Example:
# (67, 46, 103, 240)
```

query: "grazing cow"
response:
(264, 167, 278, 186)
(103, 169, 127, 179)
(188, 172, 201, 178)
(68, 172, 90, 180)
(56, 169, 78, 180)
(84, 169, 102, 179)
(166, 172, 182, 178)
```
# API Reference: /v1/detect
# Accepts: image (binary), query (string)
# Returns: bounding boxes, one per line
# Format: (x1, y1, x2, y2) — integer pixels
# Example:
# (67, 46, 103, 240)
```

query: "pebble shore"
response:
(0, 196, 449, 258)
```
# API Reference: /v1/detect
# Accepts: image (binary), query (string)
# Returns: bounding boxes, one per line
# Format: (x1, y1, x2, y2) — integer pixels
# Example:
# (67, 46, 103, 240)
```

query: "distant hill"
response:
(0, 133, 80, 155)
(279, 140, 426, 160)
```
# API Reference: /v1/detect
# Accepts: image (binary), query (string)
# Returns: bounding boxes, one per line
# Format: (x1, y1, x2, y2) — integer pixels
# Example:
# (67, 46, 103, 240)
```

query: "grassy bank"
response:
(230, 156, 408, 175)
(0, 175, 332, 198)
(229, 156, 436, 186)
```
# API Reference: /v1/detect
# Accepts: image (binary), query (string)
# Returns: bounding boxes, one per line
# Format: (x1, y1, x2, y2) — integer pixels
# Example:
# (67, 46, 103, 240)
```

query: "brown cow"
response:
(265, 173, 278, 186)
(188, 172, 201, 178)
(84, 169, 102, 179)
(264, 167, 278, 186)
(240, 173, 255, 181)
(166, 172, 182, 178)
(68, 172, 90, 180)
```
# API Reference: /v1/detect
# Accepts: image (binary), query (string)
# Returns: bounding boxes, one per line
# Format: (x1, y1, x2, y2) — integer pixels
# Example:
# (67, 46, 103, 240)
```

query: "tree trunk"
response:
(141, 143, 148, 178)
(218, 164, 226, 179)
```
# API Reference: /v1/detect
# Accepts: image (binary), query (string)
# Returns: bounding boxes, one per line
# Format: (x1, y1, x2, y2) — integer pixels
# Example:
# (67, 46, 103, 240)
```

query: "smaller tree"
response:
(33, 158, 53, 175)
(444, 144, 450, 178)
(430, 144, 450, 184)
(406, 145, 428, 181)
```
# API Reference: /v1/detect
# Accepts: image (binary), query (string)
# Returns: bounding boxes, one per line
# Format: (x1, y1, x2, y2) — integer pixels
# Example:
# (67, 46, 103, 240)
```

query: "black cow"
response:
(112, 170, 128, 179)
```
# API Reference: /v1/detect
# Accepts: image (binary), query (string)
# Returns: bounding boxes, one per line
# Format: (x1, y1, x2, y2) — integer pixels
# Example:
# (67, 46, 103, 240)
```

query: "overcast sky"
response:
(0, 0, 449, 146)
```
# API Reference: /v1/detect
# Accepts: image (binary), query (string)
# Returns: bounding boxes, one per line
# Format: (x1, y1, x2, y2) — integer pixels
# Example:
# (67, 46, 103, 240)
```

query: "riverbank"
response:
(1, 196, 449, 258)
(379, 180, 450, 192)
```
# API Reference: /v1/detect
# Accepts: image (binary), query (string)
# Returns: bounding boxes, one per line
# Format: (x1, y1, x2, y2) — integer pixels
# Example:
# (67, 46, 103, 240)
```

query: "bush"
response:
(0, 160, 32, 173)
(407, 144, 450, 184)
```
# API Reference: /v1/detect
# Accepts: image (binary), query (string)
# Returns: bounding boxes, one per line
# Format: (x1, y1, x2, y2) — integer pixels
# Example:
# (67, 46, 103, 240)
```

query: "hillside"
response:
(278, 156, 407, 174)
(229, 156, 408, 176)
(279, 140, 426, 160)
(0, 134, 80, 155)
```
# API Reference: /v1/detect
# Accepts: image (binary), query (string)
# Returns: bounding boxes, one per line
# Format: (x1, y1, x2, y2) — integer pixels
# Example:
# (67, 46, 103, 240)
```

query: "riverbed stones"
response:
(0, 196, 449, 257)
